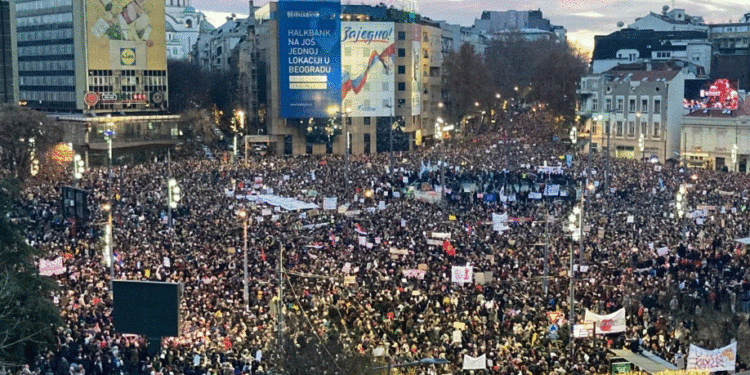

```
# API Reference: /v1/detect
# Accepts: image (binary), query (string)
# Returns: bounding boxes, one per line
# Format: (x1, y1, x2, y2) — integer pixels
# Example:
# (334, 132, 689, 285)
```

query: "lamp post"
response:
(237, 111, 246, 162)
(238, 209, 249, 311)
(102, 203, 114, 289)
(436, 117, 446, 204)
(386, 101, 395, 172)
(676, 183, 687, 240)
(167, 178, 180, 228)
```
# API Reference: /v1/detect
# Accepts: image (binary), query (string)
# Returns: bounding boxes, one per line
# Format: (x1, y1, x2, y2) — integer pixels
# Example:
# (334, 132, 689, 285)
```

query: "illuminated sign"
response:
(684, 78, 739, 110)
(278, 1, 341, 118)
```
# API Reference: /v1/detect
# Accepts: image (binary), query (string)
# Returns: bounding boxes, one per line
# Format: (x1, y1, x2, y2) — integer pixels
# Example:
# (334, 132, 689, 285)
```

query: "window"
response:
(398, 65, 405, 74)
(346, 117, 352, 125)
(605, 121, 611, 135)
(605, 98, 612, 112)
(629, 98, 636, 113)
(363, 117, 371, 125)
(364, 133, 371, 154)
(397, 31, 406, 40)
(398, 48, 406, 57)
(641, 122, 648, 136)
(653, 99, 661, 113)
(653, 122, 660, 138)
(641, 98, 648, 113)
(616, 97, 624, 112)
(591, 98, 598, 111)
(591, 122, 598, 134)
(616, 121, 624, 137)
(628, 121, 635, 136)
(398, 82, 406, 91)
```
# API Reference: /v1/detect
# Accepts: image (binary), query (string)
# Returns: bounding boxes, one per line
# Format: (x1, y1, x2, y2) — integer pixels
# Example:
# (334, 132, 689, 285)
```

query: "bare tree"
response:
(0, 107, 63, 180)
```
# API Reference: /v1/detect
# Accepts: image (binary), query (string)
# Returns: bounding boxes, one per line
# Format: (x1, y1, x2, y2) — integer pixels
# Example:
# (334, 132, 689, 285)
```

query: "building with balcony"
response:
(578, 62, 696, 162)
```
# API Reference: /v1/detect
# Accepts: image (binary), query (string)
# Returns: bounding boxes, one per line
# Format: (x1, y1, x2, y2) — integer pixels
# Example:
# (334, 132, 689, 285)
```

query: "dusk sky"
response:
(194, 0, 750, 53)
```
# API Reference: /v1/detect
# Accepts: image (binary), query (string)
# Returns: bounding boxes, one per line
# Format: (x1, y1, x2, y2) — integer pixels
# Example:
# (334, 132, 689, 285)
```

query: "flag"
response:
(355, 223, 368, 236)
(584, 308, 626, 334)
(113, 251, 123, 266)
(443, 240, 456, 256)
(329, 231, 336, 246)
(260, 247, 267, 262)
(465, 223, 474, 236)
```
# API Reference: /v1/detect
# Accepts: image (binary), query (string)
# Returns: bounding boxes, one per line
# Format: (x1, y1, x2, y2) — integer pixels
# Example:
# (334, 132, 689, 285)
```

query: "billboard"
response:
(411, 24, 421, 116)
(278, 1, 341, 118)
(684, 78, 739, 110)
(86, 0, 166, 71)
(341, 22, 395, 117)
(112, 280, 180, 338)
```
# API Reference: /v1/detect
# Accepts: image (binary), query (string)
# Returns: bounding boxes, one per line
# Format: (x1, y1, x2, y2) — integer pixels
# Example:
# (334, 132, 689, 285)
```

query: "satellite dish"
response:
(662, 5, 669, 14)
(617, 21, 624, 28)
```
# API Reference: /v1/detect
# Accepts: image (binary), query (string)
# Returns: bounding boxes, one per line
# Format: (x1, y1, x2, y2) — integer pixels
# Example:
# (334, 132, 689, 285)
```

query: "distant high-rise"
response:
(15, 0, 168, 113)
(0, 0, 17, 105)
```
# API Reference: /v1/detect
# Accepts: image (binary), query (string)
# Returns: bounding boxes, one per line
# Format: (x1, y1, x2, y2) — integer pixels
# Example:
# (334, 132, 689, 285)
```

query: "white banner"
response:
(323, 197, 337, 210)
(451, 266, 473, 284)
(583, 308, 626, 334)
(403, 269, 426, 279)
(39, 257, 66, 276)
(573, 323, 595, 338)
(544, 184, 560, 196)
(431, 232, 451, 239)
(687, 342, 736, 372)
(462, 354, 487, 370)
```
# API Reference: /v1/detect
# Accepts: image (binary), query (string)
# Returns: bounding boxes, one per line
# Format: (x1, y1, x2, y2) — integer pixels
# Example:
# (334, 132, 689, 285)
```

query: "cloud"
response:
(572, 11, 605, 18)
(566, 29, 598, 56)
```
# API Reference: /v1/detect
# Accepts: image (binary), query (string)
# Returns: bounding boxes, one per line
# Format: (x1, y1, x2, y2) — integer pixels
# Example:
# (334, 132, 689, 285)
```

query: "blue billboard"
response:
(278, 1, 341, 118)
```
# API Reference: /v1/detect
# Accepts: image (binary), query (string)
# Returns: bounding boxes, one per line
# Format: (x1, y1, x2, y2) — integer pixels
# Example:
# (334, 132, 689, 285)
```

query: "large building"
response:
(628, 7, 707, 32)
(577, 62, 696, 162)
(591, 28, 711, 75)
(15, 0, 178, 153)
(0, 0, 17, 104)
(708, 13, 750, 91)
(681, 105, 750, 171)
(472, 10, 566, 42)
(248, 2, 444, 155)
(165, 0, 213, 60)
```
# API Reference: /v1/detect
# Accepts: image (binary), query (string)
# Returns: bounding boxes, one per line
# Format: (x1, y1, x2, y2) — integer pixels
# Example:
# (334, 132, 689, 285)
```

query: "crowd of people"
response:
(8, 108, 750, 375)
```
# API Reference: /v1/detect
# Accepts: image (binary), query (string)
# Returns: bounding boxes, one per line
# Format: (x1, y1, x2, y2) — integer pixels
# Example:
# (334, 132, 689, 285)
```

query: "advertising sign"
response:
(341, 22, 395, 117)
(411, 24, 421, 115)
(86, 0, 166, 70)
(684, 78, 739, 110)
(278, 1, 341, 118)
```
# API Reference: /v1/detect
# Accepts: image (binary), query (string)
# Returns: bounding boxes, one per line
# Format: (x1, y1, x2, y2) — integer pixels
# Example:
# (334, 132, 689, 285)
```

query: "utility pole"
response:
(605, 120, 611, 194)
(167, 149, 172, 228)
(277, 244, 284, 354)
(569, 240, 575, 360)
(388, 101, 394, 172)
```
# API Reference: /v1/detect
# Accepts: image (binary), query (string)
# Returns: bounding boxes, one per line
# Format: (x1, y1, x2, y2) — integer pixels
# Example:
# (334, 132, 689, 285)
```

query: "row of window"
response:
(594, 121, 661, 138)
(18, 43, 73, 57)
(598, 97, 662, 114)
(15, 0, 72, 12)
(20, 90, 75, 102)
(18, 28, 73, 43)
(20, 76, 74, 86)
(19, 59, 74, 71)
(17, 12, 72, 27)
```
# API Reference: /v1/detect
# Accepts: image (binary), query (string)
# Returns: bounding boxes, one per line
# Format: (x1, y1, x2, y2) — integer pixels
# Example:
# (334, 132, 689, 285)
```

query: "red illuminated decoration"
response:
(684, 79, 739, 110)
(49, 143, 74, 164)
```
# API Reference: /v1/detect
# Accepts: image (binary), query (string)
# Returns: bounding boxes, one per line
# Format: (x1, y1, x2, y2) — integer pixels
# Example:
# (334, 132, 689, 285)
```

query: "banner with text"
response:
(687, 342, 736, 372)
(583, 308, 626, 334)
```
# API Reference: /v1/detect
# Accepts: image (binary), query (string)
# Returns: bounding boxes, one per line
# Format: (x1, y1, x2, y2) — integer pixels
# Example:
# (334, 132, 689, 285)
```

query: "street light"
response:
(167, 178, 180, 227)
(102, 203, 114, 288)
(732, 143, 738, 171)
(676, 184, 687, 239)
(327, 105, 352, 198)
(238, 209, 249, 311)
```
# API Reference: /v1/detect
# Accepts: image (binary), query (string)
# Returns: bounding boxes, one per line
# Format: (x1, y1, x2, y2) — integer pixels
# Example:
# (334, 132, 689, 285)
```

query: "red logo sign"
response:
(599, 318, 613, 332)
(83, 92, 99, 107)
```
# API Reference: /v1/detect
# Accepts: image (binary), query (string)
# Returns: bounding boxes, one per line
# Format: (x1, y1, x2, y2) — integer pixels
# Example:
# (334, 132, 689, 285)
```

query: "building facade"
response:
(251, 2, 443, 156)
(15, 0, 177, 153)
(629, 8, 707, 32)
(165, 0, 213, 60)
(0, 0, 17, 104)
(472, 9, 566, 42)
(708, 14, 750, 91)
(578, 63, 695, 162)
(591, 29, 711, 75)
(680, 104, 750, 172)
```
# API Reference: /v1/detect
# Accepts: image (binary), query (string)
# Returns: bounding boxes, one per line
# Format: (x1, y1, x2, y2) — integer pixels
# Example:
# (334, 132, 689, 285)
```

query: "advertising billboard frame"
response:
(278, 1, 342, 119)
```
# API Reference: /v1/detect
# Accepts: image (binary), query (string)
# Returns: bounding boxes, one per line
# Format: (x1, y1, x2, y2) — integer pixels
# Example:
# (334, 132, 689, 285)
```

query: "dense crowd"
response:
(8, 109, 750, 375)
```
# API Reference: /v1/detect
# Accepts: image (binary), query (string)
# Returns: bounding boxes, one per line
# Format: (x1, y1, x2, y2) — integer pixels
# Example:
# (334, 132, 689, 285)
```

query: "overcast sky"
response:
(194, 0, 750, 53)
